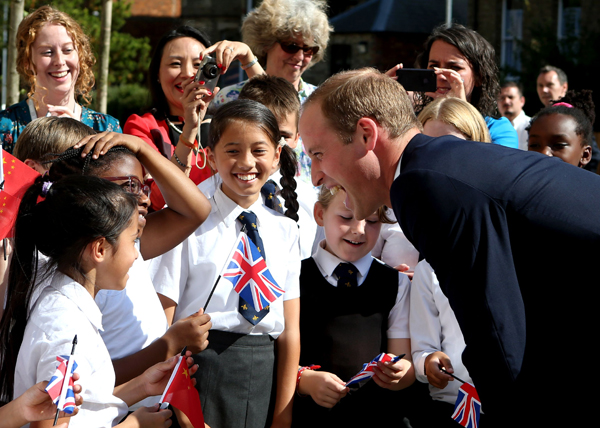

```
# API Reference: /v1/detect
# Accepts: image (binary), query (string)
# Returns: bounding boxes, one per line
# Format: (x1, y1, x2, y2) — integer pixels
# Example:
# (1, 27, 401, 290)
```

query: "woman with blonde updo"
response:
(0, 5, 120, 154)
(418, 97, 491, 143)
(214, 0, 332, 184)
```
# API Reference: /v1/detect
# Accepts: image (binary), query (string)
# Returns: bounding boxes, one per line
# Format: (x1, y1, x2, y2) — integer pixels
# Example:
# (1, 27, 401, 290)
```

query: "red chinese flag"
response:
(160, 356, 205, 428)
(1, 149, 40, 239)
(0, 191, 20, 239)
(2, 150, 40, 200)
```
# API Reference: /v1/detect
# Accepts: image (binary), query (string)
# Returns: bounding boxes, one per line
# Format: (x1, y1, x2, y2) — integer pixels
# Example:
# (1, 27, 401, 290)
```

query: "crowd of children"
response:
(1, 3, 598, 428)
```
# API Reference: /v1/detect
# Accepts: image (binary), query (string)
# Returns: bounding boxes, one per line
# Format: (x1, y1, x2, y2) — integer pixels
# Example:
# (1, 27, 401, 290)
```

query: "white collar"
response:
(313, 239, 373, 281)
(213, 185, 266, 228)
(394, 154, 403, 180)
(49, 272, 104, 331)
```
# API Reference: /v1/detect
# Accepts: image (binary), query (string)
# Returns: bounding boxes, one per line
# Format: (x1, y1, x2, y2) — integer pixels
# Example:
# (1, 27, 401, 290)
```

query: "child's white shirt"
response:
(95, 241, 168, 360)
(14, 272, 128, 428)
(95, 240, 167, 409)
(311, 241, 411, 339)
(371, 210, 420, 271)
(149, 186, 301, 339)
(410, 260, 473, 405)
(197, 171, 317, 259)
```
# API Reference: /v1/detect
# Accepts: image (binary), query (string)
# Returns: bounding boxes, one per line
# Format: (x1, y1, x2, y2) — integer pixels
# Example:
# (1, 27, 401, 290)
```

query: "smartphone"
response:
(395, 68, 436, 92)
(194, 55, 220, 93)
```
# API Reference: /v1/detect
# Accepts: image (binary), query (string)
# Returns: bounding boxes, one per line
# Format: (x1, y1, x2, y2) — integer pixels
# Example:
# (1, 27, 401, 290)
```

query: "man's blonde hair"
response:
(304, 68, 422, 144)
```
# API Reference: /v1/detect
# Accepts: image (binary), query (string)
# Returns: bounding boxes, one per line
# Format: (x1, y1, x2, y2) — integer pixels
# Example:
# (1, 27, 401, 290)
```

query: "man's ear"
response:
(314, 202, 325, 227)
(356, 117, 379, 152)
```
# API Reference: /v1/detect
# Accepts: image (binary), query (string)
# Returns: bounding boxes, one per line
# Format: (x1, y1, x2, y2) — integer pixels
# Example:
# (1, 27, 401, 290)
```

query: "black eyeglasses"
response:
(104, 176, 151, 197)
(278, 41, 319, 57)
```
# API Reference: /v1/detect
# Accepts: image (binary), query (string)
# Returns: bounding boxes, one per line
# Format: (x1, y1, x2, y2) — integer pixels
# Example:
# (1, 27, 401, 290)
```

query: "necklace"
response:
(165, 117, 183, 134)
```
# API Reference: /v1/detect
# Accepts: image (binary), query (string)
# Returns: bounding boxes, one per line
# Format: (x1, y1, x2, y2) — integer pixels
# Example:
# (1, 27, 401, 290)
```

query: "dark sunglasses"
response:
(104, 175, 151, 197)
(278, 41, 319, 57)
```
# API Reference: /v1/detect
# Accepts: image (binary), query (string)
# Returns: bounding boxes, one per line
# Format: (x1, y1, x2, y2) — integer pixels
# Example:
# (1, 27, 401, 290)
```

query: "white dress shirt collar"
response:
(313, 240, 373, 286)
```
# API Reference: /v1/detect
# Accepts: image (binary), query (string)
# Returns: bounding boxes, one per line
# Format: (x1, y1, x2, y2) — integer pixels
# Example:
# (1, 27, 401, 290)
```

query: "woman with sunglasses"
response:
(214, 0, 332, 184)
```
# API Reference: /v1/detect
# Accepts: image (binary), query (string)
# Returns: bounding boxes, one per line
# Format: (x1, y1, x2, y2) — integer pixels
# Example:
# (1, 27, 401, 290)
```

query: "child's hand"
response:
(18, 375, 83, 421)
(164, 309, 212, 355)
(373, 354, 412, 390)
(74, 132, 145, 159)
(394, 263, 414, 280)
(127, 404, 173, 428)
(141, 351, 198, 398)
(298, 370, 348, 408)
(424, 351, 454, 389)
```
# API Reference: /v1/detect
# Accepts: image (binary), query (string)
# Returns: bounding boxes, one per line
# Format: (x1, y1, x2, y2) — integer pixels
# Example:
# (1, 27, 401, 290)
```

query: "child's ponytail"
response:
(278, 144, 300, 222)
(0, 176, 49, 403)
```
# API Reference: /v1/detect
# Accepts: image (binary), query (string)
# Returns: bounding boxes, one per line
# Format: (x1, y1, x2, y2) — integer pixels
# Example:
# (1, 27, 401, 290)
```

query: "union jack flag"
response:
(223, 233, 285, 313)
(451, 382, 481, 428)
(45, 355, 78, 414)
(345, 353, 402, 387)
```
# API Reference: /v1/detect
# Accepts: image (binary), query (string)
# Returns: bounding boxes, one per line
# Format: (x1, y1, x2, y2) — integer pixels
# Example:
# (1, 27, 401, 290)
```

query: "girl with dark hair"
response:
(0, 174, 197, 427)
(414, 24, 518, 148)
(150, 99, 301, 428)
(124, 25, 264, 210)
(527, 90, 595, 168)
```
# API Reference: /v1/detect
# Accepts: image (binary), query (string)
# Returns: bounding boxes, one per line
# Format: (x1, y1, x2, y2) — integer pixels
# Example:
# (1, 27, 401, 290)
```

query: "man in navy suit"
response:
(299, 68, 600, 426)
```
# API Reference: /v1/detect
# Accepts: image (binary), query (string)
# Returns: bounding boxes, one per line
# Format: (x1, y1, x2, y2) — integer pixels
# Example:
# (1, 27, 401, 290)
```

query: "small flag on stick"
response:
(158, 354, 205, 428)
(45, 335, 78, 425)
(222, 232, 285, 312)
(345, 353, 404, 387)
(451, 382, 481, 428)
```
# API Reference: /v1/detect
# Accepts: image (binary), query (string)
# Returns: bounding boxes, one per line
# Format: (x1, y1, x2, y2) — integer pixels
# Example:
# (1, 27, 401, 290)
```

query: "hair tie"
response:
(41, 181, 53, 197)
(553, 102, 573, 108)
(279, 137, 287, 147)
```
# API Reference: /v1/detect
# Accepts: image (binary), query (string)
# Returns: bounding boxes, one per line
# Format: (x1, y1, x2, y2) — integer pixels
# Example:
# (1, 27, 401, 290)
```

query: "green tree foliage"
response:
(24, 0, 151, 85)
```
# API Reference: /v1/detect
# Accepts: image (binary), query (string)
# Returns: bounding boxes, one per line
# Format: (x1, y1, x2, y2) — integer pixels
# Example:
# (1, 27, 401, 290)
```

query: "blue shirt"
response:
(0, 100, 121, 154)
(485, 116, 518, 149)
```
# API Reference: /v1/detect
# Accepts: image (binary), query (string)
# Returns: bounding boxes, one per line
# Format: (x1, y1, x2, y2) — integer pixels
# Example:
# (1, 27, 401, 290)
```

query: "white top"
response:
(149, 186, 301, 339)
(95, 241, 168, 359)
(95, 241, 166, 409)
(511, 110, 532, 151)
(197, 171, 318, 260)
(409, 260, 473, 405)
(371, 210, 420, 271)
(14, 273, 128, 428)
(311, 241, 411, 339)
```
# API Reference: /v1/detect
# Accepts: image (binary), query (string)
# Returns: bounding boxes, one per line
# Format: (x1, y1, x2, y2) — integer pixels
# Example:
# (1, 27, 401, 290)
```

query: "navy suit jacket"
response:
(392, 133, 600, 423)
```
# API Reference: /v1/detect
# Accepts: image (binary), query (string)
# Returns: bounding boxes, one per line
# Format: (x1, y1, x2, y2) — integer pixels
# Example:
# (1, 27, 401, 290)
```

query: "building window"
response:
(558, 0, 581, 40)
(501, 0, 523, 73)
